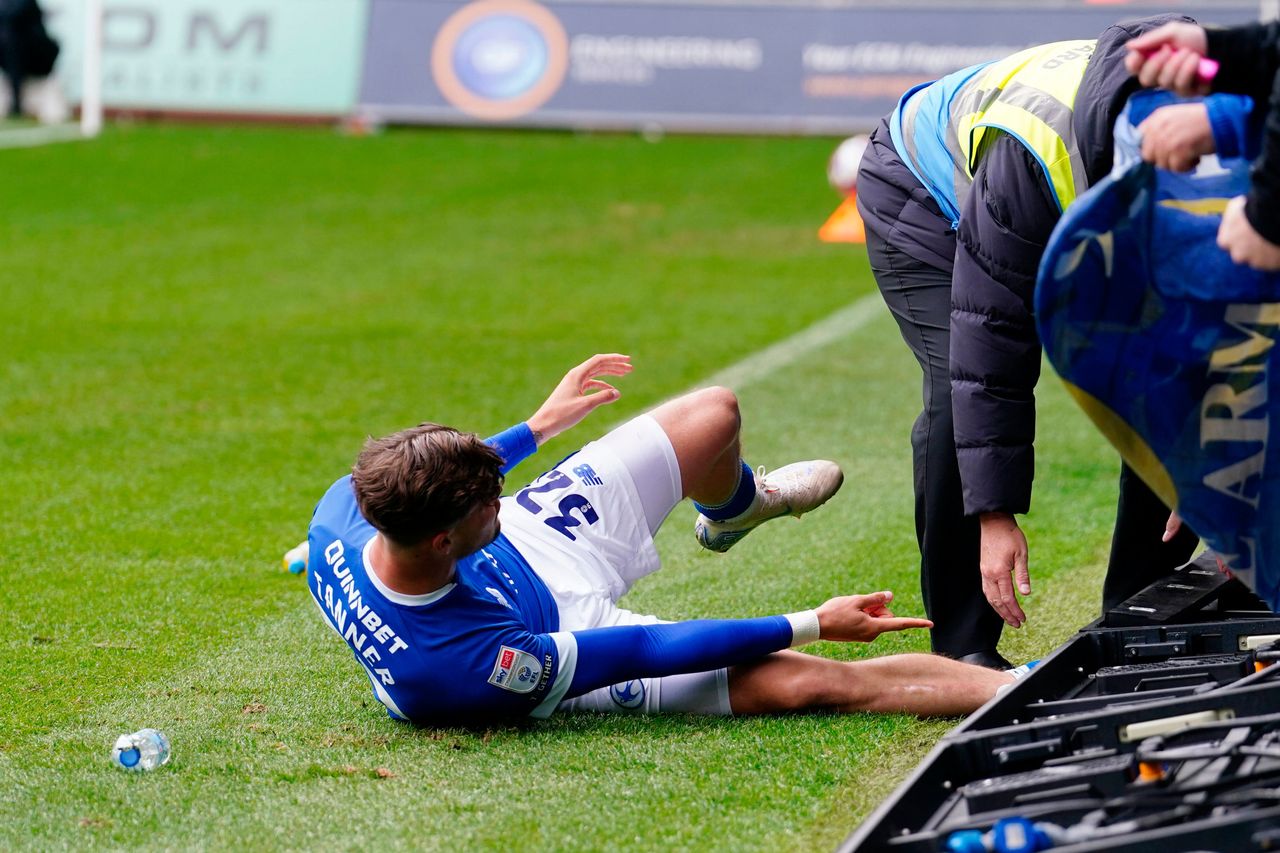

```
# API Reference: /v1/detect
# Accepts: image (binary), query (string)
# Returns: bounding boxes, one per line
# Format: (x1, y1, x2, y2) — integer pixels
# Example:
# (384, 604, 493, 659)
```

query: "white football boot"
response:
(695, 460, 844, 553)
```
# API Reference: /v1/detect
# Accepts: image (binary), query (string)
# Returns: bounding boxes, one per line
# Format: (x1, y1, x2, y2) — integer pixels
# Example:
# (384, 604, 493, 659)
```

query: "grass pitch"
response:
(2, 124, 1117, 850)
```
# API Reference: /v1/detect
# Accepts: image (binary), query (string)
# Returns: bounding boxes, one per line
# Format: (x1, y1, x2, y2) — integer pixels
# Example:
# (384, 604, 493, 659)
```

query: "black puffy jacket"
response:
(949, 15, 1192, 516)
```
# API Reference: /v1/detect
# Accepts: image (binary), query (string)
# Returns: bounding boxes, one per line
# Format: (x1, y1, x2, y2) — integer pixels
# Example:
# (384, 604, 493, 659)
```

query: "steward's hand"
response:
(979, 512, 1029, 628)
(1139, 103, 1215, 172)
(815, 591, 933, 643)
(526, 354, 632, 445)
(1218, 195, 1280, 271)
(1124, 23, 1211, 95)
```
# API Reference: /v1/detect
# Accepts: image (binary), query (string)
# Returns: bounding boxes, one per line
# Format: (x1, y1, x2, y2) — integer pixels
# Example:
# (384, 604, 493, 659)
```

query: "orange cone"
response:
(819, 193, 866, 244)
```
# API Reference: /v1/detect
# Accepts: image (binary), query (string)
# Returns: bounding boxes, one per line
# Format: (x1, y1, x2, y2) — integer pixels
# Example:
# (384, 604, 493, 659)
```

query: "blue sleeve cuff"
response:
(1205, 93, 1256, 161)
(485, 423, 538, 475)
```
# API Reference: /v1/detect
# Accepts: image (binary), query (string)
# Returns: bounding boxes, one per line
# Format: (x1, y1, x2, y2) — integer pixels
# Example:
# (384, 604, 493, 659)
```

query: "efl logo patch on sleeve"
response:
(488, 645, 544, 694)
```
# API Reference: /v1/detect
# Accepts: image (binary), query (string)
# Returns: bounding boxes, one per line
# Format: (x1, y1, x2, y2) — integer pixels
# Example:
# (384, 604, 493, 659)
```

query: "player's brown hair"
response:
(351, 423, 504, 546)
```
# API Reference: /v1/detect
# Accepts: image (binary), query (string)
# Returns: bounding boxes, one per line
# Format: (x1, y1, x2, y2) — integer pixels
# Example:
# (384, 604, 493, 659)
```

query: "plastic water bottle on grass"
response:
(282, 541, 309, 575)
(112, 729, 170, 771)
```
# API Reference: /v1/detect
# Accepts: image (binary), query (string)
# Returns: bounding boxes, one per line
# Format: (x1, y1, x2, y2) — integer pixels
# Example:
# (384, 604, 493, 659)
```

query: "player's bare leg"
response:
(645, 386, 746, 503)
(727, 650, 1012, 717)
(646, 387, 843, 551)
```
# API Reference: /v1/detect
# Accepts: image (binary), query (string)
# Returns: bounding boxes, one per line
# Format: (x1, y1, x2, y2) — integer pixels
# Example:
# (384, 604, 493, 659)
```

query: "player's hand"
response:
(1218, 195, 1280, 271)
(1163, 511, 1183, 543)
(526, 354, 632, 444)
(979, 512, 1029, 628)
(1125, 23, 1211, 95)
(1138, 103, 1215, 172)
(815, 591, 933, 643)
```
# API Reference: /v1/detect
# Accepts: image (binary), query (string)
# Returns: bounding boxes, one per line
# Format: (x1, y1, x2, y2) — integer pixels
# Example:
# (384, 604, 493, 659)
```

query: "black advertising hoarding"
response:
(357, 0, 1261, 134)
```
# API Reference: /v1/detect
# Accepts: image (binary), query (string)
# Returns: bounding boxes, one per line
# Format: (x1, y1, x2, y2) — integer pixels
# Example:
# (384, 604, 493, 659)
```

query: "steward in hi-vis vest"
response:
(853, 15, 1247, 667)
(890, 39, 1096, 225)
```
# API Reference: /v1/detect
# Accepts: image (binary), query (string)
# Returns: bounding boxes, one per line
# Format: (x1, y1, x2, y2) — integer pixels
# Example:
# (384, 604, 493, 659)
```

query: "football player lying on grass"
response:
(289, 354, 1015, 725)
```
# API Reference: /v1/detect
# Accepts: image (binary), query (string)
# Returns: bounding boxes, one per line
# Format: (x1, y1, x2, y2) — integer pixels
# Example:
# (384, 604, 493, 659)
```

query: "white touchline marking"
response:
(600, 293, 885, 432)
(604, 293, 884, 430)
(695, 293, 885, 392)
(0, 124, 87, 150)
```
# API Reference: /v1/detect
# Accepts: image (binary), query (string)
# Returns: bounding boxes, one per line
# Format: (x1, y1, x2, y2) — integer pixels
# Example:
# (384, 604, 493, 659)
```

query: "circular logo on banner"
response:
(431, 0, 569, 121)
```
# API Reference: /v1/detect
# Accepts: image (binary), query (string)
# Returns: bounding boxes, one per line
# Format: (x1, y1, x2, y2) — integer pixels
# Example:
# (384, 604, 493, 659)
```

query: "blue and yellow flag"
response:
(1036, 94, 1280, 607)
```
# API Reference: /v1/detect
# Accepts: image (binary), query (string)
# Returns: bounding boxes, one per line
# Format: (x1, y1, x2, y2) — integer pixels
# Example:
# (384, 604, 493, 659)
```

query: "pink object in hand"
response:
(1138, 46, 1219, 85)
(1196, 57, 1219, 84)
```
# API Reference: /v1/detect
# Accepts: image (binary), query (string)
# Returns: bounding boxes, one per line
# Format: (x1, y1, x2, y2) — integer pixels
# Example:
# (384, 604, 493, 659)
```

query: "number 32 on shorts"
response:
(515, 469, 599, 541)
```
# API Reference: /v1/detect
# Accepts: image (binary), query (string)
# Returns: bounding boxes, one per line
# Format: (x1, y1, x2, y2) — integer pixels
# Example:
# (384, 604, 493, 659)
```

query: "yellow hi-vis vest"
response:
(893, 39, 1095, 223)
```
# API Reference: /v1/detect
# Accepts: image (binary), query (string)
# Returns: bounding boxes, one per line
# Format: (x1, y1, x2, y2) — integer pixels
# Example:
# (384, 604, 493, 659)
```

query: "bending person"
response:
(292, 354, 1011, 726)
(853, 17, 1248, 664)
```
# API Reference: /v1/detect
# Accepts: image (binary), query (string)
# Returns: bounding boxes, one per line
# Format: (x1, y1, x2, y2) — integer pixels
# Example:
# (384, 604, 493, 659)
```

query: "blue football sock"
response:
(694, 461, 757, 521)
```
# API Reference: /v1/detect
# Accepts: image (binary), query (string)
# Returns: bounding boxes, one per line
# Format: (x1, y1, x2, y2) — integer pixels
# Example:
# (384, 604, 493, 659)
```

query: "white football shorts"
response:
(498, 413, 731, 716)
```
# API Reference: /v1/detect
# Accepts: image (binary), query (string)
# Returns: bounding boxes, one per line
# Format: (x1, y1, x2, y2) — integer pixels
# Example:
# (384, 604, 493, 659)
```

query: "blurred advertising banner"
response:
(357, 1, 1261, 133)
(44, 0, 369, 115)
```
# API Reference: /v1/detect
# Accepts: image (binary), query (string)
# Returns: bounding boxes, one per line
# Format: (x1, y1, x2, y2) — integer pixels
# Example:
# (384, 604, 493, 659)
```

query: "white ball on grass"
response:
(827, 134, 870, 196)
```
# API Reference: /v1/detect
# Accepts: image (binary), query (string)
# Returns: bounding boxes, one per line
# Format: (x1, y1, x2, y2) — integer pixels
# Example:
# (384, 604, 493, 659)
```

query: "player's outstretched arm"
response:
(560, 592, 933, 700)
(525, 353, 632, 445)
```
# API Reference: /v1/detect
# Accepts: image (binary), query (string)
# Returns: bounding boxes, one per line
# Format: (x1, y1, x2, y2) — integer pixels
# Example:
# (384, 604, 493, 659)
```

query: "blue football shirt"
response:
(307, 475, 578, 725)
